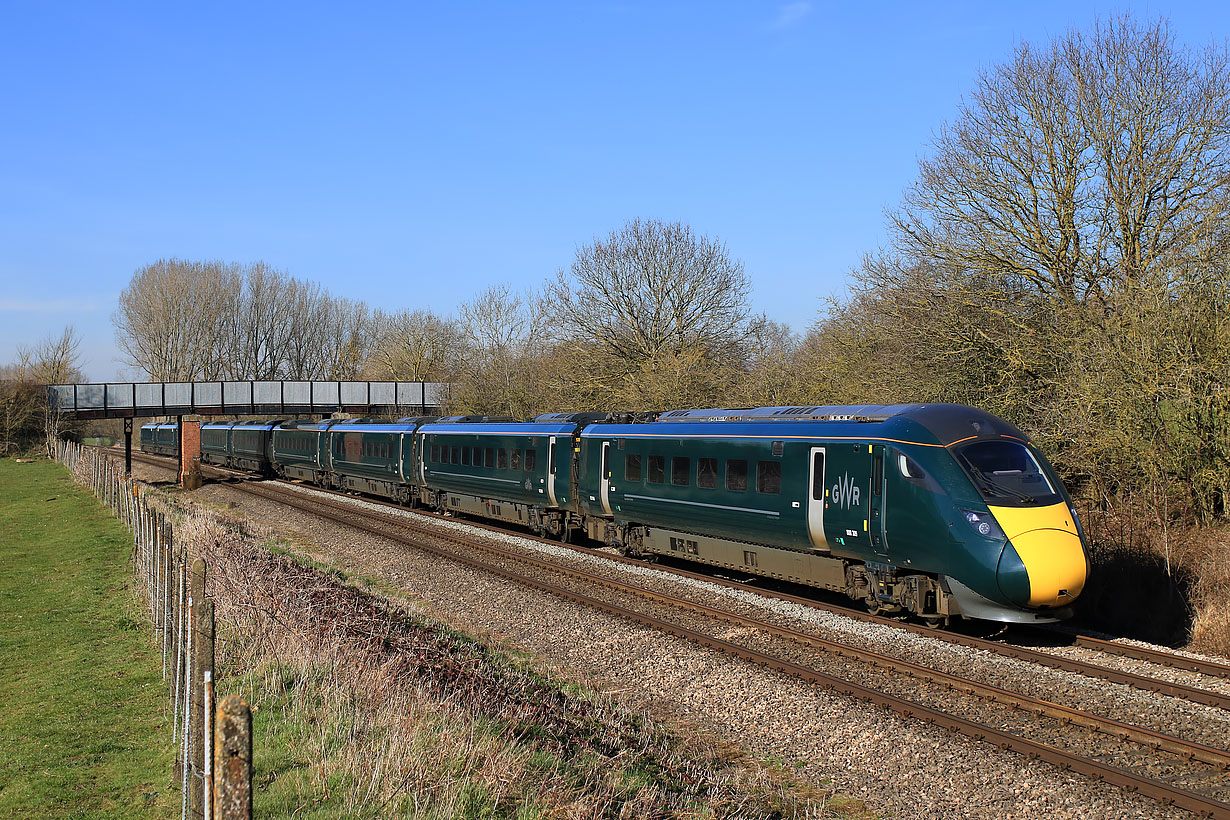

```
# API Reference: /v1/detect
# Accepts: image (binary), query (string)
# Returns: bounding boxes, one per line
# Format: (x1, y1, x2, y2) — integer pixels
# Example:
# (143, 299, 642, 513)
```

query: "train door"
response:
(870, 445, 888, 556)
(547, 436, 559, 506)
(806, 446, 828, 549)
(600, 441, 613, 515)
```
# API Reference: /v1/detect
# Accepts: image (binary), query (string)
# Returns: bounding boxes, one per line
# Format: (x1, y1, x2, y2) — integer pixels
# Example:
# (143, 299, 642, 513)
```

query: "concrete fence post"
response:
(188, 560, 208, 819)
(214, 695, 252, 820)
(192, 597, 215, 820)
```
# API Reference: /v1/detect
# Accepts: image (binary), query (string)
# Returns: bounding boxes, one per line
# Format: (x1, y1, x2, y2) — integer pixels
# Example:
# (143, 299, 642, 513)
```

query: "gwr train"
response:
(140, 404, 1089, 625)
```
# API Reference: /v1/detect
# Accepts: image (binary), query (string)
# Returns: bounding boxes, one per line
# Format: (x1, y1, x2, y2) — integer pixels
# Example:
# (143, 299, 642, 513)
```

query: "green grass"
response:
(0, 458, 175, 819)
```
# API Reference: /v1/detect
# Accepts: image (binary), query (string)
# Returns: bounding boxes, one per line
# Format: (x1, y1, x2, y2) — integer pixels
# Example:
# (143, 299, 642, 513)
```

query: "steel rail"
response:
(121, 447, 1230, 709)
(1049, 629, 1230, 680)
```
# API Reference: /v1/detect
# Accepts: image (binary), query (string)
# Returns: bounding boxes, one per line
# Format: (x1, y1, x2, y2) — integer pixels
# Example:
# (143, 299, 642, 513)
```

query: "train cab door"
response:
(806, 446, 828, 550)
(599, 441, 613, 515)
(869, 445, 888, 556)
(547, 436, 559, 506)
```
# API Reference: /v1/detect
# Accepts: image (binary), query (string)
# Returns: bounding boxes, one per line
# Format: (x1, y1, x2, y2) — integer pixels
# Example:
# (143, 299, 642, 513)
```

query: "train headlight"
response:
(960, 508, 1004, 540)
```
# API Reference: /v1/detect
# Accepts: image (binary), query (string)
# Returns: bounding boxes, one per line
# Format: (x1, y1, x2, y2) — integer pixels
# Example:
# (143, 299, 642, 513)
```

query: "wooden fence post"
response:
(214, 695, 252, 820)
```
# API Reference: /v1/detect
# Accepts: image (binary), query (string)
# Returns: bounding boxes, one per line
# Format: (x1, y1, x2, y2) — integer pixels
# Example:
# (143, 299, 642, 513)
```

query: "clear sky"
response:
(1, 1, 1224, 381)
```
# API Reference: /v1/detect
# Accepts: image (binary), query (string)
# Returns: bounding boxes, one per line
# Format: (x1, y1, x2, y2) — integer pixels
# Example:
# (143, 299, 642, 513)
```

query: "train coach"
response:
(139, 422, 179, 457)
(417, 413, 607, 539)
(200, 420, 283, 473)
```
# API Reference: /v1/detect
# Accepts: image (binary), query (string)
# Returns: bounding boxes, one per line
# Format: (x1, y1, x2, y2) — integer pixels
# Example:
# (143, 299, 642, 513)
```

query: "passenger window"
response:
(525, 449, 537, 470)
(726, 459, 748, 491)
(485, 448, 495, 468)
(511, 448, 521, 470)
(756, 461, 781, 494)
(497, 448, 508, 469)
(451, 446, 459, 464)
(431, 444, 439, 462)
(648, 455, 665, 484)
(671, 457, 690, 486)
(625, 453, 642, 482)
(462, 446, 471, 466)
(698, 458, 717, 489)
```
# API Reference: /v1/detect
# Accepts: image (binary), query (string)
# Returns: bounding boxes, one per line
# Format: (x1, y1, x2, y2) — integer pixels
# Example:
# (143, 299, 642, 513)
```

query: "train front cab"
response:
(944, 437, 1088, 621)
(871, 433, 1088, 624)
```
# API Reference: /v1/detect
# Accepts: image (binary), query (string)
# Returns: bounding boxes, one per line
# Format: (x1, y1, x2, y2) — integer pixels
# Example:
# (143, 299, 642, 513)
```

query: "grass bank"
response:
(0, 459, 175, 818)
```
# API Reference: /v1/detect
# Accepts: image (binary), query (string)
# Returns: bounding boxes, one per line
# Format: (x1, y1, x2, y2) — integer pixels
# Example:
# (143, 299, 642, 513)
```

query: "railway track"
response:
(119, 448, 1230, 818)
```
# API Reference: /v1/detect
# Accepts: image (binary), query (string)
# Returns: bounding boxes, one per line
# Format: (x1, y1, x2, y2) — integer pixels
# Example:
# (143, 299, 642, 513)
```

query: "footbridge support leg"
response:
(123, 417, 133, 476)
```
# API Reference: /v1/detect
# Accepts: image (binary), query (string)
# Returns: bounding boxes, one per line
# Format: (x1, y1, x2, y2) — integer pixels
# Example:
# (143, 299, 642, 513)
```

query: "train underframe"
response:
(384, 482, 963, 625)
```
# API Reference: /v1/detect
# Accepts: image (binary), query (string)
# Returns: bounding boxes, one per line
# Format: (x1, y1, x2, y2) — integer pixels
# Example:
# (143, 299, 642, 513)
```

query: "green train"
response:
(142, 404, 1089, 625)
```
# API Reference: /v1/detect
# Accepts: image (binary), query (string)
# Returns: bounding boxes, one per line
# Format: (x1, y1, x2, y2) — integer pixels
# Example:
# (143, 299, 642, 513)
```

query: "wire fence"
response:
(54, 440, 253, 820)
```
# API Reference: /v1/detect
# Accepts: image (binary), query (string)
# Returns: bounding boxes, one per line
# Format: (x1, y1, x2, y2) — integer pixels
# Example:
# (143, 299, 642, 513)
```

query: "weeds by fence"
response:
(53, 440, 251, 820)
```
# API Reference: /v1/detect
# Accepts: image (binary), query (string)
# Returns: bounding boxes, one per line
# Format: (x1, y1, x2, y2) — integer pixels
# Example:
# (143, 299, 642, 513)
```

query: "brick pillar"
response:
(180, 419, 202, 490)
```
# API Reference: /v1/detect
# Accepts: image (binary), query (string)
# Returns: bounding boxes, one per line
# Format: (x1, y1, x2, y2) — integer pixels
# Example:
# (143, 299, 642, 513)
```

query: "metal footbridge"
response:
(47, 380, 450, 420)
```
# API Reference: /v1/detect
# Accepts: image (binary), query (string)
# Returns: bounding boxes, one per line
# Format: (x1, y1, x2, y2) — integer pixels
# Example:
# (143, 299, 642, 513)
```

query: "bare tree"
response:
(364, 309, 462, 382)
(19, 325, 84, 385)
(2, 326, 86, 452)
(281, 278, 329, 379)
(317, 297, 373, 379)
(452, 284, 547, 418)
(113, 259, 240, 380)
(549, 219, 754, 363)
(223, 261, 296, 380)
(892, 16, 1230, 306)
(0, 363, 41, 454)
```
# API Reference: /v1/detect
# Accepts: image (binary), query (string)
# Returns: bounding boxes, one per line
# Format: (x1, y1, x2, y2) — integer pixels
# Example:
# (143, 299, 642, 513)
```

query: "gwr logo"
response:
(832, 472, 862, 509)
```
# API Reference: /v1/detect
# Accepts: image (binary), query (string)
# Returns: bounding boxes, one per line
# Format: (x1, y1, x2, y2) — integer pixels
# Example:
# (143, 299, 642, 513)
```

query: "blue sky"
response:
(1, 1, 1223, 381)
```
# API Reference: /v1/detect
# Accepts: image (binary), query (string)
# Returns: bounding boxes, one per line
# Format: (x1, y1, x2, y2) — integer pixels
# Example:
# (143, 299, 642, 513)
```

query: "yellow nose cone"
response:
(989, 503, 1088, 608)
(1008, 528, 1088, 607)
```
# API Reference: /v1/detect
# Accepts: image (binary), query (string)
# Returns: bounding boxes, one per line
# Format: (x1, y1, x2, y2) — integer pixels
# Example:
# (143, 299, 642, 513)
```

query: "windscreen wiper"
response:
(973, 472, 1035, 503)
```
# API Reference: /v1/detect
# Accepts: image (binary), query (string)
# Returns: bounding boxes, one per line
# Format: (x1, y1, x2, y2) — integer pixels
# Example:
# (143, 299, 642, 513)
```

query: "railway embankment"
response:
(111, 458, 857, 819)
(0, 459, 174, 818)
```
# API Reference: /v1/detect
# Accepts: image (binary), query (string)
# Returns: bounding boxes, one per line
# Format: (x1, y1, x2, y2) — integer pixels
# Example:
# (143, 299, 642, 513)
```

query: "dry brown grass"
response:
(153, 496, 852, 819)
(1176, 526, 1230, 657)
